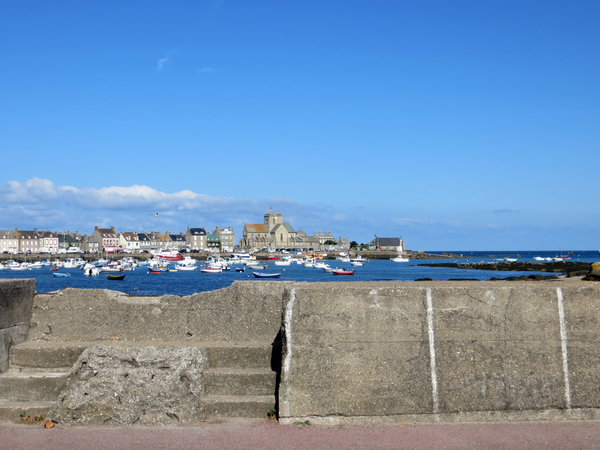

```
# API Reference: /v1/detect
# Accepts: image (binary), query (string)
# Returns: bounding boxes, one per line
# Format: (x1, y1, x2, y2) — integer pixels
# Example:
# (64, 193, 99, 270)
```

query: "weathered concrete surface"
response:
(279, 281, 600, 424)
(0, 279, 36, 372)
(29, 281, 291, 343)
(47, 345, 207, 426)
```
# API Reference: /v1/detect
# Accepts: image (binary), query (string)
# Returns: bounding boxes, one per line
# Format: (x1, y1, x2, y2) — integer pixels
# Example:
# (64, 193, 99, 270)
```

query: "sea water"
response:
(1, 250, 598, 296)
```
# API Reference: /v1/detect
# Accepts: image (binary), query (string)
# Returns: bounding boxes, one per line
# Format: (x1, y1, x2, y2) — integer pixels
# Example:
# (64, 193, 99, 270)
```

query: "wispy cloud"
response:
(0, 179, 338, 236)
(157, 56, 169, 70)
(493, 208, 520, 213)
(391, 218, 435, 225)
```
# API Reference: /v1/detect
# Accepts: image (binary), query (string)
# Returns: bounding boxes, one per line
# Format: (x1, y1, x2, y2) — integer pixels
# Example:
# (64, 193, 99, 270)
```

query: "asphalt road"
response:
(3, 418, 600, 450)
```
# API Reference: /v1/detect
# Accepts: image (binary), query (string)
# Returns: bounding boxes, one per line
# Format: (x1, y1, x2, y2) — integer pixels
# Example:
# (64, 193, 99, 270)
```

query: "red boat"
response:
(331, 269, 354, 276)
(267, 256, 279, 260)
(151, 249, 182, 261)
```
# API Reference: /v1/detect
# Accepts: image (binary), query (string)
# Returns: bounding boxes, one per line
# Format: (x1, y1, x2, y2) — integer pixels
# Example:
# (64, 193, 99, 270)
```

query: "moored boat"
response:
(151, 248, 182, 261)
(107, 274, 126, 280)
(253, 272, 281, 278)
(331, 268, 355, 275)
(391, 257, 409, 262)
(53, 272, 71, 277)
(175, 264, 197, 271)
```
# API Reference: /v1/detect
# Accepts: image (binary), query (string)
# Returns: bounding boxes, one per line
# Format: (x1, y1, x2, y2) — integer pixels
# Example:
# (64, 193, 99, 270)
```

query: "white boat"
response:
(274, 260, 291, 266)
(350, 261, 364, 266)
(391, 257, 409, 262)
(175, 264, 197, 271)
(231, 252, 253, 260)
(201, 266, 222, 273)
(84, 267, 100, 276)
(63, 258, 85, 269)
(350, 256, 368, 264)
(101, 266, 124, 273)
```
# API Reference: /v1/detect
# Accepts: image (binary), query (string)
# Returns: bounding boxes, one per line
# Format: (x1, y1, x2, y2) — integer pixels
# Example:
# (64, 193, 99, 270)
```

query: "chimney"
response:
(34, 228, 37, 232)
(95, 226, 99, 231)
(111, 226, 115, 232)
(180, 231, 183, 235)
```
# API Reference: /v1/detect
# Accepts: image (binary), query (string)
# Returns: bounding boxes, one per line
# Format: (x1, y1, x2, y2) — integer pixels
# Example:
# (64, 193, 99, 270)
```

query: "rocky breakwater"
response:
(419, 260, 595, 279)
(583, 262, 600, 281)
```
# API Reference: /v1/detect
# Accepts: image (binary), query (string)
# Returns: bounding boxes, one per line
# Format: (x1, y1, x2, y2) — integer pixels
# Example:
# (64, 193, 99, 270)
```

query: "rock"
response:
(567, 270, 589, 278)
(583, 262, 600, 281)
(48, 345, 207, 426)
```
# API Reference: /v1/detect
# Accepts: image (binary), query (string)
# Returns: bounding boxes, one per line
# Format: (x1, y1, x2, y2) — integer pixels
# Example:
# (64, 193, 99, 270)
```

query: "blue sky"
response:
(1, 1, 598, 251)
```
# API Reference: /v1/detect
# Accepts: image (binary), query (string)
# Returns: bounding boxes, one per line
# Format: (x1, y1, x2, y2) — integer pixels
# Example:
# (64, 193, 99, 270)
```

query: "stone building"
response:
(213, 227, 235, 252)
(369, 237, 405, 251)
(92, 226, 119, 252)
(119, 232, 140, 253)
(16, 228, 41, 254)
(38, 230, 60, 254)
(240, 212, 345, 250)
(240, 212, 302, 249)
(186, 227, 208, 251)
(0, 230, 19, 254)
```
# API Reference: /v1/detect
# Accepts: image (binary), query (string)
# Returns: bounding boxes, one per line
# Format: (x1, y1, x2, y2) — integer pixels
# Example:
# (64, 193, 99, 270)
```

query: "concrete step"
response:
(0, 400, 53, 422)
(202, 395, 276, 418)
(206, 343, 281, 370)
(11, 341, 282, 370)
(204, 368, 278, 396)
(10, 342, 88, 370)
(0, 370, 69, 402)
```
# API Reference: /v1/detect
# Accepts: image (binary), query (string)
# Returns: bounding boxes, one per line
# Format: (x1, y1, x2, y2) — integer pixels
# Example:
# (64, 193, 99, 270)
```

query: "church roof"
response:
(245, 224, 267, 233)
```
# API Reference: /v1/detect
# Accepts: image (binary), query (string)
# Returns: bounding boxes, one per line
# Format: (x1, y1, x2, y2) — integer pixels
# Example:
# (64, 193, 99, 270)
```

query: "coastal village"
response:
(0, 211, 405, 255)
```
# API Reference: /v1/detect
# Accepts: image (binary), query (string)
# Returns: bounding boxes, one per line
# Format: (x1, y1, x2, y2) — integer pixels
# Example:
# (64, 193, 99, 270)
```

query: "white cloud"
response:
(391, 218, 435, 225)
(494, 208, 520, 213)
(0, 180, 259, 213)
(158, 57, 169, 70)
(333, 213, 348, 221)
(0, 179, 322, 235)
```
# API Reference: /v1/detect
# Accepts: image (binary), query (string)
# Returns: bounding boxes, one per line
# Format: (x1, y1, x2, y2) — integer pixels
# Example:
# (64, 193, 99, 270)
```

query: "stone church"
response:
(239, 212, 307, 249)
(239, 212, 350, 250)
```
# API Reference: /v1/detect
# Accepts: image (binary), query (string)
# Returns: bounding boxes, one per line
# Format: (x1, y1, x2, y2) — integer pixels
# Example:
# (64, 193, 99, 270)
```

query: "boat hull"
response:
(253, 272, 281, 278)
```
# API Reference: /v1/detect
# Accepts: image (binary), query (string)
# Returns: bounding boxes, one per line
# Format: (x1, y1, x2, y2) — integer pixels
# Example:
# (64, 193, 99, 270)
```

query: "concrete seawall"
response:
(27, 282, 291, 343)
(0, 280, 36, 372)
(2, 279, 600, 424)
(278, 281, 600, 424)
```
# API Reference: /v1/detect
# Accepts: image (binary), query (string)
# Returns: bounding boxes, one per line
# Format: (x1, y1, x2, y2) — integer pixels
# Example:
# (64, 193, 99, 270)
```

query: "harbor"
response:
(1, 250, 597, 297)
